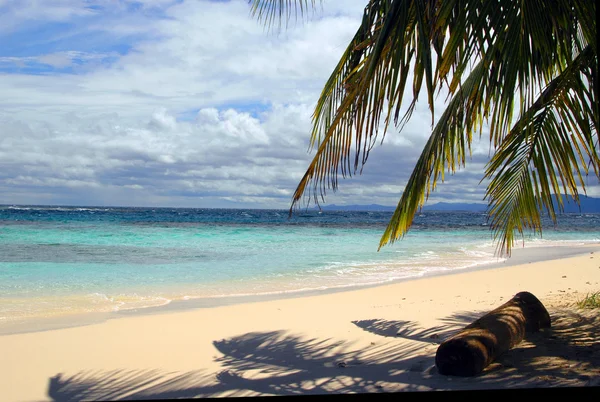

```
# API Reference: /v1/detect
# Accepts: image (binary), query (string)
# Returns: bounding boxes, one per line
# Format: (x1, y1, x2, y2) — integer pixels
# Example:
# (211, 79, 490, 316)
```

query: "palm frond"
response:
(484, 45, 599, 255)
(379, 60, 488, 249)
(248, 0, 599, 255)
(248, 0, 320, 30)
(290, 0, 441, 212)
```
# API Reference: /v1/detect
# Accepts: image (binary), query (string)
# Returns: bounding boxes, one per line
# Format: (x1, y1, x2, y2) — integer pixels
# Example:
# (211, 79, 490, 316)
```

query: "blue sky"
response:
(1, 0, 594, 209)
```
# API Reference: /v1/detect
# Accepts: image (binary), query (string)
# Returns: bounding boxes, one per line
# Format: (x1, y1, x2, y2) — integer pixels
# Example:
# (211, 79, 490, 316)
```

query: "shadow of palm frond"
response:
(213, 331, 347, 371)
(350, 307, 600, 386)
(351, 311, 484, 343)
(48, 369, 200, 401)
(208, 329, 437, 394)
(489, 308, 600, 382)
(47, 308, 600, 401)
(47, 331, 437, 401)
(48, 368, 252, 401)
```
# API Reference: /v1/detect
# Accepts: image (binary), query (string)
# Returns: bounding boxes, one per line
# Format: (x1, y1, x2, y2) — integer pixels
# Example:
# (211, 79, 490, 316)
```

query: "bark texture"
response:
(435, 291, 551, 376)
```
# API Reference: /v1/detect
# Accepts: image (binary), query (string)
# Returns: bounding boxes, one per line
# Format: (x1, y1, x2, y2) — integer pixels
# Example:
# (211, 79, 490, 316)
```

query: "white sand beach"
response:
(2, 245, 599, 401)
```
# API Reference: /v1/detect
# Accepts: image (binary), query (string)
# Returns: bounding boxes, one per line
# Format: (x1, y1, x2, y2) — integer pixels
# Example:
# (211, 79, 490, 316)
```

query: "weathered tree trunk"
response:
(435, 291, 551, 376)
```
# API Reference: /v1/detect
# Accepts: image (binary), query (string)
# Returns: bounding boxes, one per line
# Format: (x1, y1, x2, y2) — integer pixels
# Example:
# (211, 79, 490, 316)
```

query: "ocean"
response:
(1, 205, 599, 328)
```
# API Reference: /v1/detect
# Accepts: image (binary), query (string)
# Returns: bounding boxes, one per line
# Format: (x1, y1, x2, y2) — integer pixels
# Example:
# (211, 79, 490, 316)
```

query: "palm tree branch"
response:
(290, 0, 440, 212)
(248, 0, 320, 30)
(378, 59, 488, 249)
(483, 45, 599, 255)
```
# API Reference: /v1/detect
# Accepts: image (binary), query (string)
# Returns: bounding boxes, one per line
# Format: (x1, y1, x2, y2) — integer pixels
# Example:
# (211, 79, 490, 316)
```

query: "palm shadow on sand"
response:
(351, 311, 484, 342)
(46, 308, 599, 401)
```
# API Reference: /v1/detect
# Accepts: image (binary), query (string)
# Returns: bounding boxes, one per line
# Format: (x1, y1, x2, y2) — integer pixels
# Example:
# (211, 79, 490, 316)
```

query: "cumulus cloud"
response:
(1, 0, 595, 208)
(0, 105, 313, 207)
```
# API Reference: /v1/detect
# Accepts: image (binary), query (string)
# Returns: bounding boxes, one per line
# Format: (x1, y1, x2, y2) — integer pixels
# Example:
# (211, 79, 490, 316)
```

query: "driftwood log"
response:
(435, 291, 551, 376)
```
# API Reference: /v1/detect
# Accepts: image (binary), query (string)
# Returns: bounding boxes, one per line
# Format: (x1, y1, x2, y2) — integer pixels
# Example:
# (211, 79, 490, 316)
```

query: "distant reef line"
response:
(314, 195, 600, 213)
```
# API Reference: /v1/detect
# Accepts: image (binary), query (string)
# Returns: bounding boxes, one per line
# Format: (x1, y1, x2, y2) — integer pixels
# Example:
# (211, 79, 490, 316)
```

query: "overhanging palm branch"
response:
(484, 45, 599, 254)
(250, 0, 319, 30)
(249, 0, 599, 255)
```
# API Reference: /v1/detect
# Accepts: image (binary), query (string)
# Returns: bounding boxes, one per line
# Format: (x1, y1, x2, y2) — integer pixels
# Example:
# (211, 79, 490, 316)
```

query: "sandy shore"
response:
(2, 246, 600, 400)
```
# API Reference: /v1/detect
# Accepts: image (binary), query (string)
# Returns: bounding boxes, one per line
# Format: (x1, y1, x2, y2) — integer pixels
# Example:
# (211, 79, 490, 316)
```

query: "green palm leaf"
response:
(248, 0, 599, 255)
(484, 45, 599, 254)
(379, 60, 488, 249)
(249, 0, 319, 30)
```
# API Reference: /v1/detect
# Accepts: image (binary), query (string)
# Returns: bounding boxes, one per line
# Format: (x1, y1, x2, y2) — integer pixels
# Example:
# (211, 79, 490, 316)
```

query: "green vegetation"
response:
(577, 291, 600, 309)
(250, 0, 599, 255)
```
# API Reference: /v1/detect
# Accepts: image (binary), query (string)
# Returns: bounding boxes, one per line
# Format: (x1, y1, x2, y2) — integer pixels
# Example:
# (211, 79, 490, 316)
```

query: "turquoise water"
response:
(1, 206, 599, 324)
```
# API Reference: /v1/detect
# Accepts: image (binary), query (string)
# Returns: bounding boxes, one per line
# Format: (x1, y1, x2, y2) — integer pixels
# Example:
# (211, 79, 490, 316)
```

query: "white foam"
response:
(523, 238, 599, 247)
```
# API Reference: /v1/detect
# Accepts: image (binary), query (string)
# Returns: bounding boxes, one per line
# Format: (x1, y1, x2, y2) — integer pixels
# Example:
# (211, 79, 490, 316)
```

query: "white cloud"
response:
(0, 1, 360, 121)
(1, 105, 314, 207)
(2, 0, 593, 208)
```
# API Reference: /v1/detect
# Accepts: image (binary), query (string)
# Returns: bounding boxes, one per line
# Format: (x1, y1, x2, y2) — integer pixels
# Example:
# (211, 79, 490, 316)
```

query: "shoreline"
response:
(117, 242, 600, 313)
(2, 248, 599, 400)
(2, 242, 599, 336)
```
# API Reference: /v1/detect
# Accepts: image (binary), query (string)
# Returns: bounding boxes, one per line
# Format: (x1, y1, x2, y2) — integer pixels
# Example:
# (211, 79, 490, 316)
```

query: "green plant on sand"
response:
(577, 291, 600, 309)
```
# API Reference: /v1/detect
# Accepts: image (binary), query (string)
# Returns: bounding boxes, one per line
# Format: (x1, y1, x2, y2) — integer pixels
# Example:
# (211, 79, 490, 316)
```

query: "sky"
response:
(1, 0, 597, 209)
